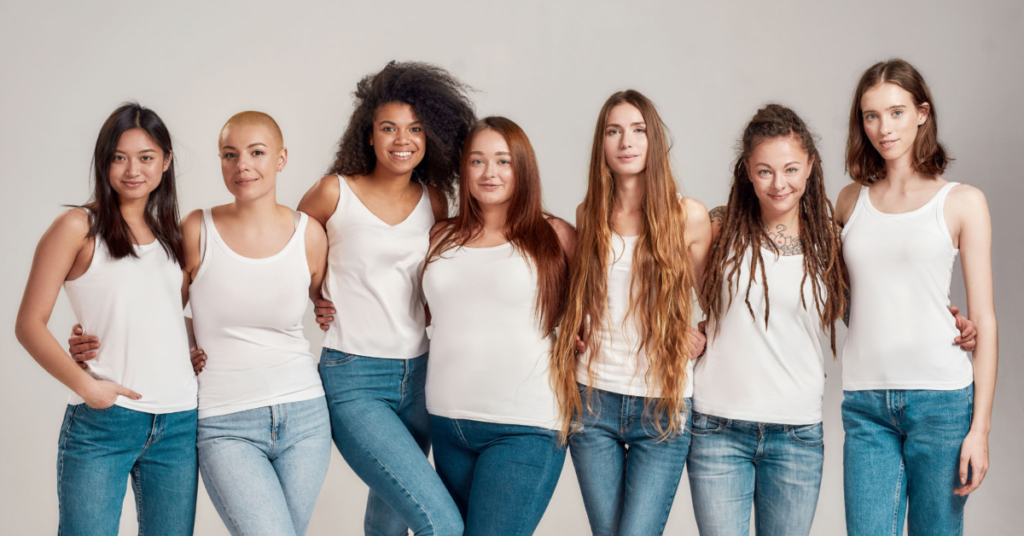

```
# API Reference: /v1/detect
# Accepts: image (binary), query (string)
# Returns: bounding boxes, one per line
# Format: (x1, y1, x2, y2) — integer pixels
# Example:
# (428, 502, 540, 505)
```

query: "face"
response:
(860, 82, 929, 164)
(465, 129, 515, 209)
(370, 102, 426, 176)
(747, 135, 813, 221)
(108, 128, 170, 203)
(603, 103, 649, 177)
(219, 123, 287, 201)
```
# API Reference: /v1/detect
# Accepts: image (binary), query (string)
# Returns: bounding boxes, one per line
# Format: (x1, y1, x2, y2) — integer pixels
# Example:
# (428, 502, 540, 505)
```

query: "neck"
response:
(478, 202, 509, 236)
(118, 195, 149, 226)
(761, 205, 800, 232)
(883, 152, 921, 191)
(368, 165, 414, 194)
(231, 188, 280, 221)
(613, 172, 644, 212)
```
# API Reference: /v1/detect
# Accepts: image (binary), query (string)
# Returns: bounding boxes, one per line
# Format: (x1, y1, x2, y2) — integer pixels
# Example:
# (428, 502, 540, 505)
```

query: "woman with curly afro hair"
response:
(298, 61, 474, 536)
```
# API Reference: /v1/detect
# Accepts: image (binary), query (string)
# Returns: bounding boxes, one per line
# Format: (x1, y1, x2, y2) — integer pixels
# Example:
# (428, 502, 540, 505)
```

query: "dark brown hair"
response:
(846, 59, 952, 184)
(703, 104, 846, 355)
(328, 61, 475, 203)
(425, 116, 568, 335)
(84, 103, 184, 266)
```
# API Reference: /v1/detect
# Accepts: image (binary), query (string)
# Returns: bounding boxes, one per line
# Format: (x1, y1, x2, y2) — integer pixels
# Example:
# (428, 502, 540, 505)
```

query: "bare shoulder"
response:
(298, 175, 341, 226)
(708, 205, 726, 230)
(835, 182, 862, 225)
(51, 207, 92, 239)
(681, 196, 711, 237)
(574, 203, 585, 227)
(427, 185, 449, 221)
(948, 183, 988, 208)
(303, 211, 328, 246)
(546, 216, 577, 242)
(181, 209, 204, 238)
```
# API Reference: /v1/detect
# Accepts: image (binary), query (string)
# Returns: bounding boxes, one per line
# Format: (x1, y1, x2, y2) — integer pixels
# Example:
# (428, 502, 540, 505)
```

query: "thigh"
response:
(686, 413, 756, 536)
(197, 410, 296, 536)
(430, 416, 478, 519)
(271, 398, 333, 536)
(903, 386, 973, 536)
(568, 386, 626, 536)
(397, 353, 432, 455)
(618, 405, 690, 536)
(753, 423, 824, 536)
(133, 409, 199, 536)
(57, 405, 147, 536)
(842, 390, 907, 536)
(464, 424, 566, 536)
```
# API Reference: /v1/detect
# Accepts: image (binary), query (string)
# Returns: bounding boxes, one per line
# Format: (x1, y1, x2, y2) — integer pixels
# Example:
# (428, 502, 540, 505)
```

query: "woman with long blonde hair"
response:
(551, 90, 711, 535)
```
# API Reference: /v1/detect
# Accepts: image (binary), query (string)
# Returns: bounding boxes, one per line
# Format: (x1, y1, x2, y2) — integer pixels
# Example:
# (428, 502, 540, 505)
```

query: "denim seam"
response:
(451, 419, 470, 447)
(132, 463, 144, 535)
(201, 455, 245, 534)
(56, 406, 79, 536)
(890, 460, 906, 536)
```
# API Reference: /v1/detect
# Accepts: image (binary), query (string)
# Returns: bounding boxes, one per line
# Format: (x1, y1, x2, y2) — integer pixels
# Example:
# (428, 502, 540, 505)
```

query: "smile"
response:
(391, 151, 415, 160)
(235, 178, 258, 185)
(879, 139, 898, 149)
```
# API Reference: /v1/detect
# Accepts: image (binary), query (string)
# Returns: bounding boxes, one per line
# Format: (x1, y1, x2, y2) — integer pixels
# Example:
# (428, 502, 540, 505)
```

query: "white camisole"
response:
(841, 182, 972, 391)
(189, 209, 324, 419)
(63, 231, 198, 413)
(423, 241, 560, 429)
(320, 175, 433, 359)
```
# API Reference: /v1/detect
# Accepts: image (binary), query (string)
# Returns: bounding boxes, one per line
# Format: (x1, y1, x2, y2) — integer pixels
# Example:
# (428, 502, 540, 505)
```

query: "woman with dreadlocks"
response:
(686, 104, 844, 536)
(297, 61, 475, 536)
(550, 90, 712, 536)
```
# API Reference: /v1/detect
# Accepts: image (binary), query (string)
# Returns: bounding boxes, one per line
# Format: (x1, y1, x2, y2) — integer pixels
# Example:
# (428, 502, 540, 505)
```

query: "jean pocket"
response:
(323, 349, 358, 367)
(788, 423, 824, 447)
(80, 402, 116, 413)
(688, 412, 724, 437)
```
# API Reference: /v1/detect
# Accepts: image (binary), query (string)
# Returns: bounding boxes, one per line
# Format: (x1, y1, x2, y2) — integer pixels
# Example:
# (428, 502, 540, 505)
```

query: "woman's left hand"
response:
(689, 325, 707, 361)
(954, 429, 990, 496)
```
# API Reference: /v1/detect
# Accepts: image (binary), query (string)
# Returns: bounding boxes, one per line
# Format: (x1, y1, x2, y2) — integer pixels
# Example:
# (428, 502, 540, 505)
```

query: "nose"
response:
(236, 154, 250, 172)
(395, 129, 410, 145)
(771, 171, 786, 192)
(126, 158, 141, 177)
(879, 116, 892, 136)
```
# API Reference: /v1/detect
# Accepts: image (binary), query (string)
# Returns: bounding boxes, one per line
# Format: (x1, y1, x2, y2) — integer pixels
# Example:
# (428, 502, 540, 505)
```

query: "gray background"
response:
(2, 1, 1020, 534)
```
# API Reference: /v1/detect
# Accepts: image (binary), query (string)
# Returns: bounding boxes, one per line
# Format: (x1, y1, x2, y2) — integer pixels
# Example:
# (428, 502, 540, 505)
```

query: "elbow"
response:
(14, 316, 31, 348)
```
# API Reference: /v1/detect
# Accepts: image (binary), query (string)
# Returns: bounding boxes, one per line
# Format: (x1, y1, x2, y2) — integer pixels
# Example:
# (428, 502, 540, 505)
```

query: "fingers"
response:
(70, 340, 100, 361)
(313, 298, 336, 309)
(116, 385, 142, 400)
(72, 324, 83, 336)
(948, 305, 960, 317)
(575, 334, 587, 354)
(958, 451, 970, 488)
(697, 321, 707, 335)
(190, 348, 206, 374)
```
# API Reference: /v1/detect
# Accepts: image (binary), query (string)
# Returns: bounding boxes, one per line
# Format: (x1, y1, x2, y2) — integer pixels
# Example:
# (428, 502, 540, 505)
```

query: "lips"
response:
(390, 150, 416, 161)
(235, 178, 258, 186)
(618, 154, 639, 162)
(879, 139, 898, 149)
(121, 180, 144, 188)
(478, 183, 501, 191)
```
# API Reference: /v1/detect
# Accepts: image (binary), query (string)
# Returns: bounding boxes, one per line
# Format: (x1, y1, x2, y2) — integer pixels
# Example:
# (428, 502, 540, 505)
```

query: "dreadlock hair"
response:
(328, 61, 476, 203)
(702, 104, 846, 356)
(552, 90, 695, 443)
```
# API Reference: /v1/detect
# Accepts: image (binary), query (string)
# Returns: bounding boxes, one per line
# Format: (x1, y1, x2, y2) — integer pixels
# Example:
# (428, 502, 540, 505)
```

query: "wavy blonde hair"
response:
(552, 90, 695, 442)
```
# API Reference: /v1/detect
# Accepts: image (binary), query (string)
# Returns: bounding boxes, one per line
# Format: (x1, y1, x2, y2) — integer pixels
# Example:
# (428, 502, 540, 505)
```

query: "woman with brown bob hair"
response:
(836, 58, 998, 535)
(422, 116, 575, 535)
(551, 90, 711, 535)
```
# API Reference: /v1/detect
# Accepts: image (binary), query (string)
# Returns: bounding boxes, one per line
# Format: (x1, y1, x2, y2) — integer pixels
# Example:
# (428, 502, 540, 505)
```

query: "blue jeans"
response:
(568, 384, 691, 536)
(319, 349, 462, 536)
(430, 416, 566, 536)
(842, 385, 974, 536)
(56, 404, 198, 536)
(197, 396, 331, 536)
(686, 412, 824, 536)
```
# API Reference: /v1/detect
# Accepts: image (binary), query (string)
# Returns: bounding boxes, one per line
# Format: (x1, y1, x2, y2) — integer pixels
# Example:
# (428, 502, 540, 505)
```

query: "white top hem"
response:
(198, 386, 325, 420)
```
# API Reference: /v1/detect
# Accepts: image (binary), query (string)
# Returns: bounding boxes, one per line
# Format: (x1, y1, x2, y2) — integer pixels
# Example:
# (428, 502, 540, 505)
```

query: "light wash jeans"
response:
(842, 385, 974, 536)
(319, 349, 462, 536)
(56, 404, 198, 536)
(197, 396, 331, 536)
(686, 412, 824, 536)
(430, 416, 566, 536)
(568, 384, 691, 536)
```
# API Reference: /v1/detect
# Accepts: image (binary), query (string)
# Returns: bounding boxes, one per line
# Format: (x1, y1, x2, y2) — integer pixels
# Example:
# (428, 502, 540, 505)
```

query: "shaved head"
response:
(220, 111, 284, 149)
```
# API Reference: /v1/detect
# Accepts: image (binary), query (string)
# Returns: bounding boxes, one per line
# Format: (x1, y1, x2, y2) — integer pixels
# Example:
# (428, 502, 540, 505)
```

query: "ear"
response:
(162, 151, 173, 173)
(277, 147, 288, 172)
(917, 102, 931, 126)
(808, 154, 816, 168)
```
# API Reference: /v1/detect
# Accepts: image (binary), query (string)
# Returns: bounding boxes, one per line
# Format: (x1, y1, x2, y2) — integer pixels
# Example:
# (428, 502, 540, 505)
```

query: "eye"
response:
(470, 159, 484, 165)
(865, 113, 876, 120)
(140, 155, 153, 161)
(758, 169, 772, 176)
(252, 150, 264, 156)
(634, 128, 646, 133)
(411, 126, 423, 132)
(223, 152, 237, 159)
(499, 159, 511, 165)
(382, 126, 395, 132)
(893, 109, 903, 117)
(606, 128, 620, 135)
(786, 167, 799, 174)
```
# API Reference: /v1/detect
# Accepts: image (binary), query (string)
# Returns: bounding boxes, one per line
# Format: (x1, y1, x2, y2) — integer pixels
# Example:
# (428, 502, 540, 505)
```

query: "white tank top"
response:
(63, 232, 198, 413)
(321, 175, 432, 359)
(190, 209, 324, 419)
(841, 182, 972, 391)
(578, 234, 695, 398)
(423, 241, 559, 429)
(692, 247, 826, 424)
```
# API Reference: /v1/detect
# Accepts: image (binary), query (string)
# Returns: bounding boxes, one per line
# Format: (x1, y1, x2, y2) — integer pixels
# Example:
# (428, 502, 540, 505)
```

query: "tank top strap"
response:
(933, 182, 959, 249)
(841, 185, 871, 238)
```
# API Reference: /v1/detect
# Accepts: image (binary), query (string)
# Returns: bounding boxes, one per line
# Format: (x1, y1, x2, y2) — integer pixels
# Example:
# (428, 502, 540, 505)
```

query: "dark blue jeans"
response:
(56, 404, 198, 536)
(842, 385, 974, 536)
(686, 412, 824, 536)
(568, 384, 691, 536)
(319, 349, 462, 536)
(430, 416, 566, 536)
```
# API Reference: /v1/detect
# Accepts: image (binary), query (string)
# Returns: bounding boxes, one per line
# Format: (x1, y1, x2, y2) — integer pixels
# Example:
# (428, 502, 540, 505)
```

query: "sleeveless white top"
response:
(321, 175, 432, 359)
(841, 182, 972, 391)
(692, 247, 826, 424)
(190, 209, 324, 419)
(423, 241, 559, 429)
(64, 232, 198, 413)
(578, 234, 695, 398)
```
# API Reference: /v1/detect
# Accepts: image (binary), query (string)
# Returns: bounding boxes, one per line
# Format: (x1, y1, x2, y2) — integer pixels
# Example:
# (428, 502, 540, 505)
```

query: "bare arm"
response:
(548, 217, 577, 266)
(427, 185, 449, 222)
(304, 213, 329, 302)
(683, 197, 712, 294)
(15, 209, 141, 407)
(835, 183, 860, 326)
(297, 175, 341, 229)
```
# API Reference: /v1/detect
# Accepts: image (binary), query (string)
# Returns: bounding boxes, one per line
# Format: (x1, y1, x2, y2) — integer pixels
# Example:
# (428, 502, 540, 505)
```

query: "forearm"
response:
(969, 317, 998, 434)
(15, 319, 95, 397)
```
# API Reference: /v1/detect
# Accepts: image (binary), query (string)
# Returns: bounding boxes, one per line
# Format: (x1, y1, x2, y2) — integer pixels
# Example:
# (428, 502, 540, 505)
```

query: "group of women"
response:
(15, 58, 997, 536)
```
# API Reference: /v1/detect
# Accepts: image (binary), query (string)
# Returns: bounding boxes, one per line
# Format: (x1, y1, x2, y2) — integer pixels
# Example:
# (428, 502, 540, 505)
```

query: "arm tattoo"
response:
(763, 223, 803, 256)
(842, 285, 851, 326)
(709, 206, 726, 227)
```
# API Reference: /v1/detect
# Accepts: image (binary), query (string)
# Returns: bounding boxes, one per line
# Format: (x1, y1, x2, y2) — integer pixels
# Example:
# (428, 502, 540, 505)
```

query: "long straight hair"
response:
(425, 117, 568, 335)
(703, 104, 846, 356)
(84, 103, 184, 266)
(552, 90, 695, 441)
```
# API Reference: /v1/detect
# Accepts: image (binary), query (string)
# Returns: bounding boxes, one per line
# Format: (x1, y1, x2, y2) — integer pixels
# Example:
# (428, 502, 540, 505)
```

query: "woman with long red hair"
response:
(422, 116, 575, 535)
(551, 90, 711, 535)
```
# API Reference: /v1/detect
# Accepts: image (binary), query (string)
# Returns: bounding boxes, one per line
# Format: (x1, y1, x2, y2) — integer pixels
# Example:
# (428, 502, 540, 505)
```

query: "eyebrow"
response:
(606, 122, 646, 128)
(115, 148, 157, 154)
(220, 142, 267, 151)
(469, 151, 512, 156)
(754, 161, 803, 167)
(379, 120, 422, 126)
(862, 104, 907, 115)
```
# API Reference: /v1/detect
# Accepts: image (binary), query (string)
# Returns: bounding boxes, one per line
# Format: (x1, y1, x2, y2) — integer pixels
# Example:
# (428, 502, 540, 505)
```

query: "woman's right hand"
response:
(190, 347, 207, 374)
(81, 379, 141, 409)
(68, 324, 99, 370)
(314, 298, 336, 331)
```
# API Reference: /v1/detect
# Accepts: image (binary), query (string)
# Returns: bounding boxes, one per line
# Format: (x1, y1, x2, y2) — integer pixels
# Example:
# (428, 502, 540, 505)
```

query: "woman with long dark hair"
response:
(298, 61, 475, 536)
(836, 59, 998, 535)
(422, 117, 575, 535)
(551, 90, 711, 536)
(15, 103, 199, 535)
